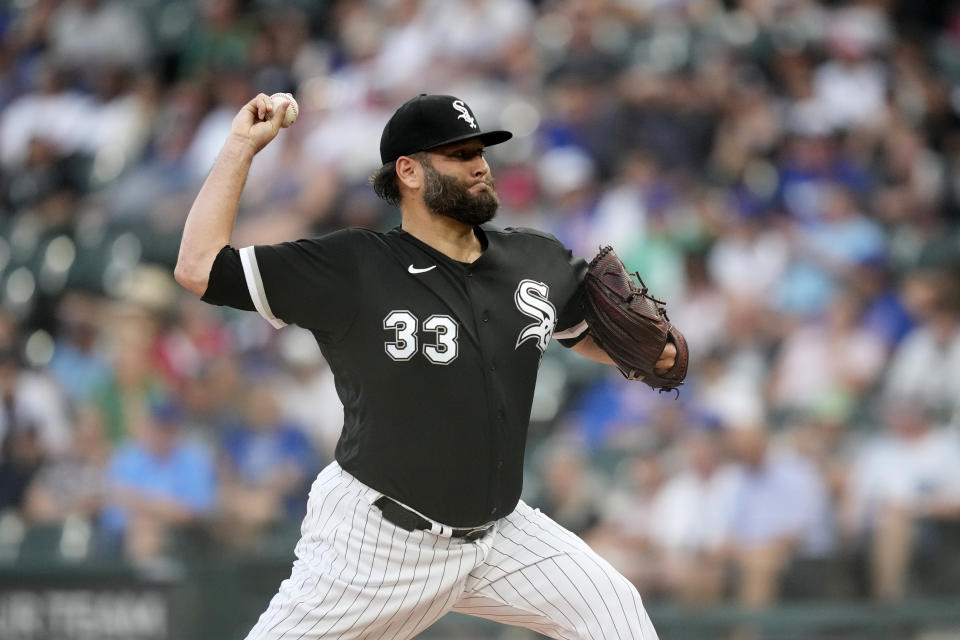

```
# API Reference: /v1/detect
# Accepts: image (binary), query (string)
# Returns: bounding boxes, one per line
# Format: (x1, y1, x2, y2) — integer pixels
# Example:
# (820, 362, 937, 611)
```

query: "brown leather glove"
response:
(582, 246, 689, 393)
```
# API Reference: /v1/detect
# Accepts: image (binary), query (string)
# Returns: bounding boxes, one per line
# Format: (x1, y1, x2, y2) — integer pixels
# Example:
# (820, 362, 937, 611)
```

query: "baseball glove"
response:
(582, 246, 689, 392)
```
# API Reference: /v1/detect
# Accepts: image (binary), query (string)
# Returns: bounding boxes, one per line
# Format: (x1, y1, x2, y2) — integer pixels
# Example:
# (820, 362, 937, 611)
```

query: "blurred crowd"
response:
(1, 0, 960, 614)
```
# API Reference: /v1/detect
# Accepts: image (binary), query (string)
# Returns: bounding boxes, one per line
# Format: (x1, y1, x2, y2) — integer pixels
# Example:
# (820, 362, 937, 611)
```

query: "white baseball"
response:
(271, 93, 298, 128)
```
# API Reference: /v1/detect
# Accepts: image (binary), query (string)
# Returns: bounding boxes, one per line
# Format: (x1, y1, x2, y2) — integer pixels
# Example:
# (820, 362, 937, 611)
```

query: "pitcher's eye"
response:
(451, 148, 485, 160)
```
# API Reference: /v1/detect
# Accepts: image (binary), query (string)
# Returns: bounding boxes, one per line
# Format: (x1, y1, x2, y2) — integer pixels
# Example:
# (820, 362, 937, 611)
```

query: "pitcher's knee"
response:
(563, 573, 655, 638)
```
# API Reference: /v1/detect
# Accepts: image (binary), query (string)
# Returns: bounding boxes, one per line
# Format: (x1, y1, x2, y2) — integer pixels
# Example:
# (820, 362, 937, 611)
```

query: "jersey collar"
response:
(391, 225, 494, 268)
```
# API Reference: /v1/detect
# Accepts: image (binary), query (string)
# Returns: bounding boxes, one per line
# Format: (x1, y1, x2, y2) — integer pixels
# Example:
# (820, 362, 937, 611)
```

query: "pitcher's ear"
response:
(396, 155, 423, 190)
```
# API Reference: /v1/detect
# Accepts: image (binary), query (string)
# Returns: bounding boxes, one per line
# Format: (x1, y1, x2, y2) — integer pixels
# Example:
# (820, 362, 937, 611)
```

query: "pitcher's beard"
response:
(422, 161, 499, 226)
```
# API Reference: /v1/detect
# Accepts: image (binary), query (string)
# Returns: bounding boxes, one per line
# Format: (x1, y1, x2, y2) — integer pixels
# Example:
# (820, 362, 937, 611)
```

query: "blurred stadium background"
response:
(1, 0, 960, 638)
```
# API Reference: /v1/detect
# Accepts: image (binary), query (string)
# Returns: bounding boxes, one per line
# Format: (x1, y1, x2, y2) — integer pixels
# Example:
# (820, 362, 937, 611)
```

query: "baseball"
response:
(271, 93, 298, 128)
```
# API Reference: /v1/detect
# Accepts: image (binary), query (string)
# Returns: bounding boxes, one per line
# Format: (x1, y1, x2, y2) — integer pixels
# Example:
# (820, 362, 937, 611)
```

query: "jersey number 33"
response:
(383, 311, 459, 365)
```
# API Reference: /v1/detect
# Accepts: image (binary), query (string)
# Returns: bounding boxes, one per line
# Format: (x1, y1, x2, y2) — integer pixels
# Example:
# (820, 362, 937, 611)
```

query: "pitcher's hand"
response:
(654, 342, 677, 375)
(230, 93, 291, 154)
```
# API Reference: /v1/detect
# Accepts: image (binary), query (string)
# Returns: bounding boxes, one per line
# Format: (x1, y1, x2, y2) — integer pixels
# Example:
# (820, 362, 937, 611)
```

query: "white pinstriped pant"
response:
(245, 462, 658, 640)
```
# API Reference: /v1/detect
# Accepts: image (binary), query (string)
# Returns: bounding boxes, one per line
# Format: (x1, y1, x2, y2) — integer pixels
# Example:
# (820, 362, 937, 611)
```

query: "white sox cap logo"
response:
(514, 279, 556, 354)
(452, 100, 477, 129)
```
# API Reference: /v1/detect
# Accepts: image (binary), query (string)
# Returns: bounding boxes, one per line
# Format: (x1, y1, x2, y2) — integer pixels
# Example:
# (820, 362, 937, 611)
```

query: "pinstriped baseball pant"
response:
(244, 462, 659, 640)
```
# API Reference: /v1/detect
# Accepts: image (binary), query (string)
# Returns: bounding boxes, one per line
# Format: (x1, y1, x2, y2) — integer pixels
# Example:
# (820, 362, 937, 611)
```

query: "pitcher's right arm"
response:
(174, 93, 290, 296)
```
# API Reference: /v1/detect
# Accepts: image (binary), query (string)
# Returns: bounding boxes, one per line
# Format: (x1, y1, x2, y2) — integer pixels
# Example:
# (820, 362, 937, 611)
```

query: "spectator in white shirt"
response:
(884, 270, 960, 416)
(770, 292, 887, 413)
(843, 399, 960, 601)
(648, 428, 738, 604)
(47, 0, 151, 73)
(586, 449, 665, 593)
(812, 6, 890, 132)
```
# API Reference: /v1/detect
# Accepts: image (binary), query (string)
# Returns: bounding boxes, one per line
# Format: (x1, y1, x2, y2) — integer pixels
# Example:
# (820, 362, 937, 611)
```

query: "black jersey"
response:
(203, 225, 588, 526)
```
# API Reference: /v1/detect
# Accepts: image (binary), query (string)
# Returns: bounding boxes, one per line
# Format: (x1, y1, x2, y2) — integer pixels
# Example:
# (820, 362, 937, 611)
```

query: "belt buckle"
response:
(460, 524, 492, 541)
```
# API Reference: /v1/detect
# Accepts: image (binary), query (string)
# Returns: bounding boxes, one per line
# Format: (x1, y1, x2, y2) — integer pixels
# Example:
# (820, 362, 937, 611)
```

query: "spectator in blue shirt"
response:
(218, 382, 314, 548)
(100, 397, 215, 561)
(47, 295, 109, 403)
(721, 420, 834, 607)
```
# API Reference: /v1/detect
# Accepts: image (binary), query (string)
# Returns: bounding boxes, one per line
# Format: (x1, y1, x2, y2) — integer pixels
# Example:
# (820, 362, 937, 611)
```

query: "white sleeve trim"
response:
(553, 319, 588, 341)
(239, 246, 287, 329)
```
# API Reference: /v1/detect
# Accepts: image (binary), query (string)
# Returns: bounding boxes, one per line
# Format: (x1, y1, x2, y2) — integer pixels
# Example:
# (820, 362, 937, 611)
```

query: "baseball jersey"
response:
(202, 225, 588, 527)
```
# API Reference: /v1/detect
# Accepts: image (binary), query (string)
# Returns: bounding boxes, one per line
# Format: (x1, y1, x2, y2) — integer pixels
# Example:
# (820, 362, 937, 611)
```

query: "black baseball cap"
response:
(379, 94, 513, 165)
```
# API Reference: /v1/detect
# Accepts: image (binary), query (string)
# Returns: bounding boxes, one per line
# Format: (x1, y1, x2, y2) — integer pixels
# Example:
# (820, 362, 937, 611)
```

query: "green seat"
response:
(17, 523, 65, 565)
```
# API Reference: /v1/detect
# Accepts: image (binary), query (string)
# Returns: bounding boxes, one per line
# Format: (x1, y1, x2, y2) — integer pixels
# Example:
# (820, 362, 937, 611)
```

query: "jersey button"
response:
(497, 410, 505, 421)
(497, 460, 503, 469)
(481, 312, 489, 323)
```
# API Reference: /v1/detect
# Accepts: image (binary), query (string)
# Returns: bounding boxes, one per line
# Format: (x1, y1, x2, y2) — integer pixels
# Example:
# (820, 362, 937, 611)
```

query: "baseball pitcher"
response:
(176, 92, 686, 639)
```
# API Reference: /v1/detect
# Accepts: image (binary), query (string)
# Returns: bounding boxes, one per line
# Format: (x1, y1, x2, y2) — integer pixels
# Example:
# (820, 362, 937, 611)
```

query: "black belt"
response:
(373, 496, 493, 541)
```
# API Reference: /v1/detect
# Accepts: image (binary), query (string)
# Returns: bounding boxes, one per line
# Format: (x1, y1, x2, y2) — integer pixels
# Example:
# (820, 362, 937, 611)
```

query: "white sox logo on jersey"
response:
(514, 279, 556, 354)
(452, 100, 477, 129)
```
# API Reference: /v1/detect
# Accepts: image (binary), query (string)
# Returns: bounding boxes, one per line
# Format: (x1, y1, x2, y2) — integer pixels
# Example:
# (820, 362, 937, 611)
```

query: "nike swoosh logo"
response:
(408, 265, 437, 274)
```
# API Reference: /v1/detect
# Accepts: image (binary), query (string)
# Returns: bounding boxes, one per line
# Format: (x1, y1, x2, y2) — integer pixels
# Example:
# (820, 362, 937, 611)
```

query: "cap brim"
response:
(421, 129, 513, 154)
